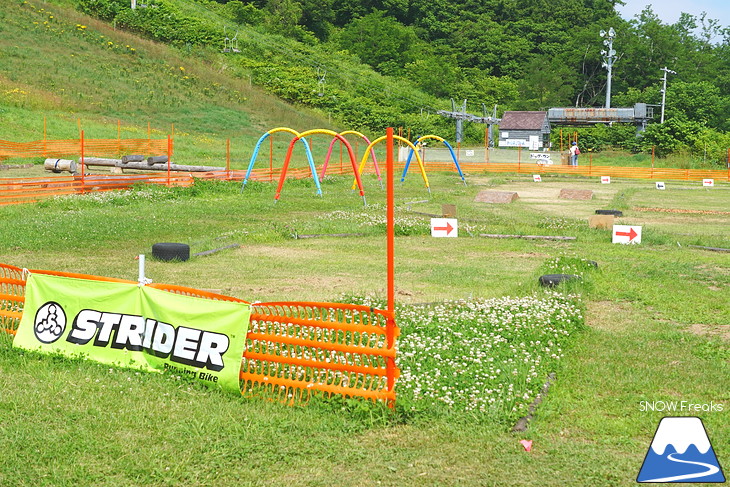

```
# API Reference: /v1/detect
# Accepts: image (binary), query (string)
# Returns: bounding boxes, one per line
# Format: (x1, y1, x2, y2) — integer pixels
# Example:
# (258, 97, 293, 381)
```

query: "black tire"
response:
(152, 243, 190, 262)
(538, 274, 581, 287)
(595, 209, 623, 217)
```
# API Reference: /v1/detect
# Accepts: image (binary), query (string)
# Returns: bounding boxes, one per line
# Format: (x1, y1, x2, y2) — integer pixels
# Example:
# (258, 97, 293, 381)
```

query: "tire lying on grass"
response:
(595, 209, 623, 217)
(152, 243, 190, 262)
(538, 274, 582, 287)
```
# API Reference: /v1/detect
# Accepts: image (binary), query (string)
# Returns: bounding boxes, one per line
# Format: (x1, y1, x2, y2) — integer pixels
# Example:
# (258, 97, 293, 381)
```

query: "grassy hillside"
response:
(0, 0, 456, 168)
(0, 0, 348, 164)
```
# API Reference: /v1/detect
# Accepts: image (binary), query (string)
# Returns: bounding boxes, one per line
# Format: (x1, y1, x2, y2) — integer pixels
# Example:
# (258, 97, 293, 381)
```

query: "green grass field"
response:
(1, 1, 728, 484)
(0, 172, 727, 486)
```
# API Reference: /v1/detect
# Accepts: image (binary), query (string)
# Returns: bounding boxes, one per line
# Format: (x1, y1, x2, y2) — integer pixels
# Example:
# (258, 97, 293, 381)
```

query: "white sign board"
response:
(529, 136, 539, 151)
(533, 174, 542, 182)
(601, 176, 611, 184)
(656, 182, 665, 190)
(531, 153, 553, 166)
(499, 139, 530, 148)
(465, 150, 474, 157)
(703, 179, 714, 187)
(431, 218, 458, 238)
(612, 225, 642, 244)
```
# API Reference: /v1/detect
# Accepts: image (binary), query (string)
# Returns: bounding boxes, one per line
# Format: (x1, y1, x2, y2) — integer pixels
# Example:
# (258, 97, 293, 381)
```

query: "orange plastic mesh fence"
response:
(152, 282, 400, 405)
(0, 271, 400, 406)
(0, 138, 168, 160)
(0, 264, 26, 342)
(243, 302, 399, 405)
(0, 174, 194, 206)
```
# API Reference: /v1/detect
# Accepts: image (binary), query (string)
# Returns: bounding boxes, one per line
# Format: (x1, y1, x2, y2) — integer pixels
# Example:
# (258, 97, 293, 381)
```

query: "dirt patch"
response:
(585, 301, 637, 333)
(474, 190, 519, 203)
(687, 323, 730, 341)
(634, 206, 730, 216)
(559, 189, 593, 200)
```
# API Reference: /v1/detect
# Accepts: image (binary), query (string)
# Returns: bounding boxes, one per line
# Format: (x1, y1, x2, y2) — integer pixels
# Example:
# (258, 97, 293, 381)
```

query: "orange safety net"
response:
(0, 268, 400, 407)
(0, 174, 194, 206)
(0, 138, 168, 160)
(243, 302, 398, 406)
(0, 264, 25, 341)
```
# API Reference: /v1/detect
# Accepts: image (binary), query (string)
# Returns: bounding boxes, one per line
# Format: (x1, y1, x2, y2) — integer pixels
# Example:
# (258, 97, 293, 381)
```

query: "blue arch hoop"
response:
(401, 136, 466, 186)
(241, 129, 322, 196)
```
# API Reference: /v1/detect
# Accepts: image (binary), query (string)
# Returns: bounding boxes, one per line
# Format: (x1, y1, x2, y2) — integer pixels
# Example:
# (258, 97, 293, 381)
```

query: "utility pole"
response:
(600, 28, 617, 109)
(660, 67, 676, 123)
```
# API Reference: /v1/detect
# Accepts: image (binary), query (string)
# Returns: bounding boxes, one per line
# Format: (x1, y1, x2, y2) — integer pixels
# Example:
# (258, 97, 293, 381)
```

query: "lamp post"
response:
(660, 67, 676, 123)
(600, 28, 617, 109)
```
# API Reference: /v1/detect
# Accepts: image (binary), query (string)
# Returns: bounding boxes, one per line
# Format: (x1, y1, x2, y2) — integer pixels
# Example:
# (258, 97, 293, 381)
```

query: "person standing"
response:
(569, 141, 580, 166)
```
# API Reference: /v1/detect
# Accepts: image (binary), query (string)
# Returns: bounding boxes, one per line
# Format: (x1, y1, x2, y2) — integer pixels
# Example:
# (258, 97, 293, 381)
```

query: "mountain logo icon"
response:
(637, 416, 726, 483)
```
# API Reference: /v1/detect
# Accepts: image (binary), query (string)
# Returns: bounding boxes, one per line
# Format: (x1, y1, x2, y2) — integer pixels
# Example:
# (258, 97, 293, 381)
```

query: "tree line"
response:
(77, 0, 730, 163)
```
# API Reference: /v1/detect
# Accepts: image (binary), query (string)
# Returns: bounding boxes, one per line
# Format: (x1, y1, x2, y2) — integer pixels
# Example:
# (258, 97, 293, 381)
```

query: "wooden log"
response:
(83, 158, 225, 172)
(44, 158, 77, 174)
(192, 244, 241, 257)
(82, 157, 121, 167)
(114, 162, 227, 172)
(479, 234, 576, 241)
(687, 245, 730, 253)
(147, 155, 168, 165)
(121, 154, 145, 164)
(296, 233, 366, 239)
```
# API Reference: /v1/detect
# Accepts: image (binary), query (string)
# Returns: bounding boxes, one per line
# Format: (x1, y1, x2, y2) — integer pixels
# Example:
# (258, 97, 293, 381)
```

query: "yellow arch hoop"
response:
(415, 134, 445, 144)
(297, 128, 339, 139)
(339, 130, 368, 139)
(267, 127, 302, 137)
(353, 135, 430, 192)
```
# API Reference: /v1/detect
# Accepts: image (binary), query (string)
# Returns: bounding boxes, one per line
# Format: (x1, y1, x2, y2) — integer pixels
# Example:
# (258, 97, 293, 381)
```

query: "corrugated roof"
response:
(500, 111, 548, 130)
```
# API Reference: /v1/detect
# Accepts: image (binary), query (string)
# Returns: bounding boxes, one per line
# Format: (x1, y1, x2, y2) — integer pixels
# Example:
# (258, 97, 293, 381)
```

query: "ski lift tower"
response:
(437, 99, 500, 148)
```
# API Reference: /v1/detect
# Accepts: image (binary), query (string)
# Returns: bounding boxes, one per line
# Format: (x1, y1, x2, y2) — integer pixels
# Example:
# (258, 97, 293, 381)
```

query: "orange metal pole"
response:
(651, 146, 655, 179)
(80, 130, 85, 190)
(166, 135, 171, 186)
(387, 127, 394, 313)
(274, 138, 298, 201)
(269, 135, 274, 182)
(226, 138, 231, 180)
(518, 146, 521, 173)
(385, 127, 396, 408)
(589, 152, 593, 177)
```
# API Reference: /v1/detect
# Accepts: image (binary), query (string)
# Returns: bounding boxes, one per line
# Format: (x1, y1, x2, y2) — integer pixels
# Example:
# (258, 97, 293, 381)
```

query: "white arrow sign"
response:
(656, 182, 665, 190)
(533, 174, 542, 182)
(431, 218, 458, 238)
(601, 176, 611, 184)
(703, 179, 714, 187)
(612, 225, 642, 244)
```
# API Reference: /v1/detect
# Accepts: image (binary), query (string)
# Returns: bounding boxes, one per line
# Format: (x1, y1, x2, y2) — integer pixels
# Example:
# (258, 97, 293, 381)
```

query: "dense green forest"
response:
(27, 0, 730, 163)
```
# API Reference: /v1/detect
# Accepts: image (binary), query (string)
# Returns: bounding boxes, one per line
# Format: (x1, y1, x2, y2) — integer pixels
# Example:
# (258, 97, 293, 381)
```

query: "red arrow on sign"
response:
(434, 222, 454, 235)
(616, 227, 638, 241)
